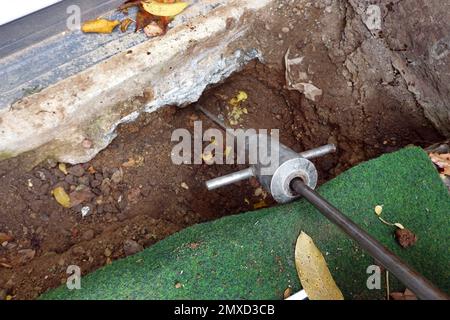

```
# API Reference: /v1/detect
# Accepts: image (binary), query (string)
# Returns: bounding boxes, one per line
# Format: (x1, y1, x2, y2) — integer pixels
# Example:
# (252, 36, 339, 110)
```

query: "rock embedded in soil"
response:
(69, 188, 95, 208)
(0, 233, 13, 243)
(78, 176, 90, 186)
(104, 248, 112, 257)
(72, 246, 85, 256)
(123, 240, 143, 257)
(67, 165, 85, 177)
(111, 169, 123, 184)
(17, 249, 36, 265)
(81, 229, 95, 241)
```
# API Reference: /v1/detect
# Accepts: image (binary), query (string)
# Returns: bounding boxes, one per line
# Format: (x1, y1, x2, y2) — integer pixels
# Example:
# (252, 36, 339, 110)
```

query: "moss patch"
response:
(41, 147, 450, 300)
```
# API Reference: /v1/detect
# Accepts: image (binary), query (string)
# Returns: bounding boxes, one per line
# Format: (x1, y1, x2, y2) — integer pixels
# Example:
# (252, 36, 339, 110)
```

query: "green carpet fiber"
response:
(41, 147, 450, 300)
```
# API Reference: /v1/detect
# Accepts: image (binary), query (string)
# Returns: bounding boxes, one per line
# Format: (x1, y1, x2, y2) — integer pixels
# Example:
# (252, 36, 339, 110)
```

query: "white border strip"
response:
(0, 1, 63, 26)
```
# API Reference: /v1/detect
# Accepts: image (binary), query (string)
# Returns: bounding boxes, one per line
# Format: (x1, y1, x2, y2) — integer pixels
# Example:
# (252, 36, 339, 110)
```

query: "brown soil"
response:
(0, 60, 442, 300)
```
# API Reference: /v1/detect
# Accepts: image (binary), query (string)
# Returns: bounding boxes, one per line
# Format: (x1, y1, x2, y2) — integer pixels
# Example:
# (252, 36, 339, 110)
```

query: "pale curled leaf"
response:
(58, 163, 68, 175)
(295, 231, 344, 300)
(394, 223, 405, 230)
(378, 217, 405, 229)
(374, 205, 383, 216)
(142, 1, 189, 17)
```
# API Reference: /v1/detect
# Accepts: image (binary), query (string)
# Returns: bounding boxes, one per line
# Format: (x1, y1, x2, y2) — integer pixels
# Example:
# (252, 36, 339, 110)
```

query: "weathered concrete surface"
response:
(0, 0, 269, 164)
(0, 0, 449, 164)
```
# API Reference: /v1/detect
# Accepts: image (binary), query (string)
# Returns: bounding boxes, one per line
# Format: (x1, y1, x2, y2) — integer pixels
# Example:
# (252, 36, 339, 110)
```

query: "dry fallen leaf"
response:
(81, 19, 120, 33)
(374, 205, 406, 230)
(390, 288, 418, 300)
(429, 153, 450, 177)
(253, 200, 268, 209)
(374, 205, 383, 216)
(58, 163, 68, 175)
(118, 0, 175, 35)
(295, 231, 344, 300)
(175, 282, 183, 289)
(135, 6, 156, 31)
(120, 18, 134, 32)
(142, 0, 189, 17)
(224, 145, 232, 157)
(52, 187, 71, 208)
(227, 91, 248, 125)
(122, 155, 145, 168)
(395, 228, 417, 248)
(87, 166, 96, 174)
(143, 21, 164, 37)
(202, 152, 214, 164)
(229, 91, 248, 107)
(283, 287, 293, 299)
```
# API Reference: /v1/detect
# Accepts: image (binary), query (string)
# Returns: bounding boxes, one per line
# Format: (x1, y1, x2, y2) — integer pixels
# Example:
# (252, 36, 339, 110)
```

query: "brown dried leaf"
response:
(395, 228, 417, 248)
(390, 288, 418, 300)
(135, 7, 155, 31)
(118, 0, 141, 12)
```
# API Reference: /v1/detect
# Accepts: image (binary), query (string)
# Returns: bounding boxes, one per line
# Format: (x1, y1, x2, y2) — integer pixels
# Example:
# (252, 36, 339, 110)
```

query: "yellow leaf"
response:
(253, 200, 268, 209)
(229, 91, 248, 107)
(81, 19, 120, 34)
(224, 146, 232, 157)
(374, 205, 383, 216)
(52, 187, 71, 208)
(295, 231, 344, 300)
(202, 152, 214, 163)
(58, 163, 68, 175)
(142, 1, 189, 17)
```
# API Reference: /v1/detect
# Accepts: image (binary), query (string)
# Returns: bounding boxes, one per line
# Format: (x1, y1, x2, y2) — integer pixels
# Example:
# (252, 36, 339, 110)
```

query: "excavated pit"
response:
(0, 60, 443, 299)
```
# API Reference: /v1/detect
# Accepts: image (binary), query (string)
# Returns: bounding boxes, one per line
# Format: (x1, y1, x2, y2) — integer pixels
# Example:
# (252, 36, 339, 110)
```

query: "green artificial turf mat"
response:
(41, 147, 450, 300)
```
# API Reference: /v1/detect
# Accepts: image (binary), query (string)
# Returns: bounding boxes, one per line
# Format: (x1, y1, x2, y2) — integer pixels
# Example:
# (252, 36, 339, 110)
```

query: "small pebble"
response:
(81, 206, 91, 218)
(123, 240, 143, 256)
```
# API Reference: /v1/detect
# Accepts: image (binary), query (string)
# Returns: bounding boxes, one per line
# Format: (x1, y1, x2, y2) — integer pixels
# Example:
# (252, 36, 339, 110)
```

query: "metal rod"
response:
(205, 144, 336, 191)
(195, 105, 230, 131)
(290, 178, 449, 300)
(299, 144, 336, 160)
(206, 167, 254, 190)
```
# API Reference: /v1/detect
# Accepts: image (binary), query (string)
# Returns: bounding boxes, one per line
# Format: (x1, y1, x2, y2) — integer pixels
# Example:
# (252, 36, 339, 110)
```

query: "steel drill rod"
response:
(290, 178, 449, 300)
(206, 167, 255, 190)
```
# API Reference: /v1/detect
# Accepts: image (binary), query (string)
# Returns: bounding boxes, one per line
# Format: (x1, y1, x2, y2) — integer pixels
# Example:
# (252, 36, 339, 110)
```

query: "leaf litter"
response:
(82, 1, 189, 36)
